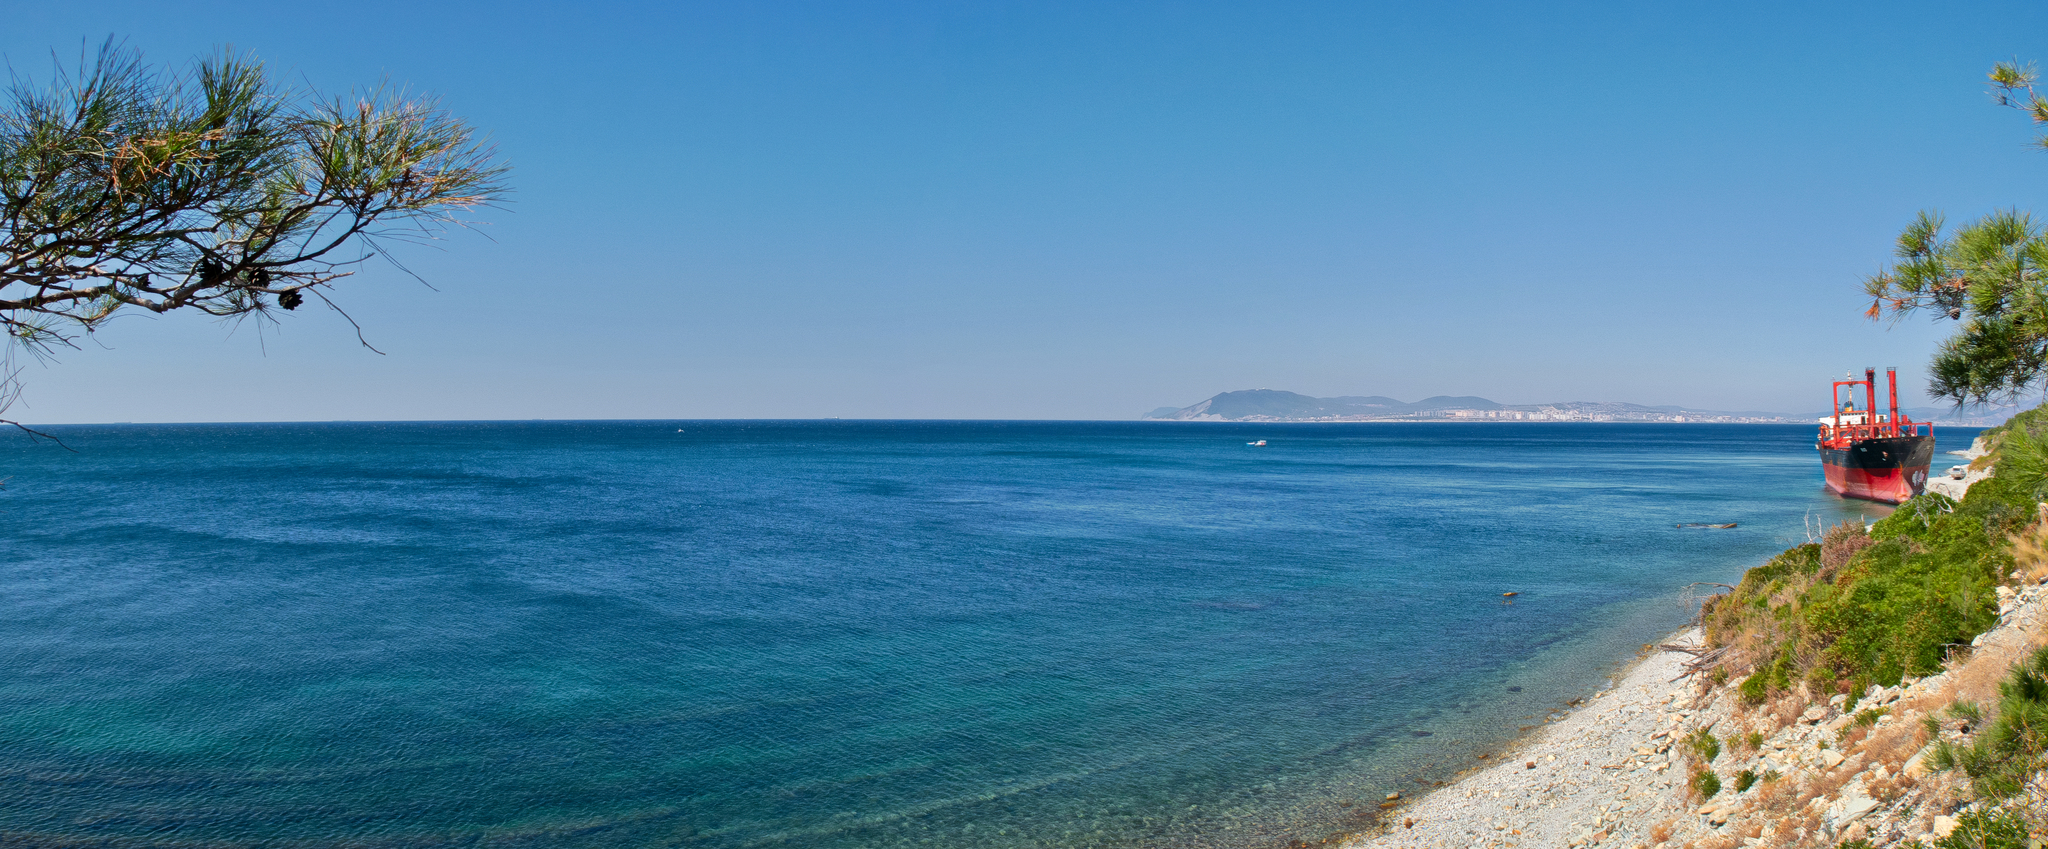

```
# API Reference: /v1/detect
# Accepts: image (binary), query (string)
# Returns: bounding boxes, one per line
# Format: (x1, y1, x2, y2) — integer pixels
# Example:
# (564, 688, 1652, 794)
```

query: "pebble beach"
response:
(1346, 577, 2048, 849)
(1345, 629, 1703, 849)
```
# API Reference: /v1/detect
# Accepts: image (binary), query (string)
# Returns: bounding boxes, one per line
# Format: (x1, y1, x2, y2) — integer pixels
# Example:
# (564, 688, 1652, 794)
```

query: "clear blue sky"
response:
(8, 1, 2048, 422)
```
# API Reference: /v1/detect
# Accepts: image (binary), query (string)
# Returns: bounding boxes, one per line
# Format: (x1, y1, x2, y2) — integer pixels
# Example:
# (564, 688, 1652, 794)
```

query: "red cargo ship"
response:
(1817, 367, 1935, 504)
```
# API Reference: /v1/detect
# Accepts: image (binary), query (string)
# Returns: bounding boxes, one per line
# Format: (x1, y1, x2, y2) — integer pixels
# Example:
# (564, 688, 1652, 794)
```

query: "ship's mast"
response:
(1833, 374, 1843, 434)
(1886, 367, 1900, 438)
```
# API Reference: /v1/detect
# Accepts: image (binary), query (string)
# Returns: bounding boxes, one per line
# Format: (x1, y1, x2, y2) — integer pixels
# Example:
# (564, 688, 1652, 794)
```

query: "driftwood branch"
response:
(1662, 645, 1729, 681)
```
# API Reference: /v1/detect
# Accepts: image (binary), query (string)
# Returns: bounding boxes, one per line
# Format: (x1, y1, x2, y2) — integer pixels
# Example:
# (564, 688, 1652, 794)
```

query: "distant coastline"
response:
(1143, 389, 2018, 427)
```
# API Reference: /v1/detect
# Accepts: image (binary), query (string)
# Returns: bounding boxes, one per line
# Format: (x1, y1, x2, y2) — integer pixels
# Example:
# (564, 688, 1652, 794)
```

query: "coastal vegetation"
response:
(1694, 408, 2048, 839)
(1934, 807, 2034, 849)
(1702, 489, 2017, 706)
(1702, 409, 2045, 696)
(0, 41, 506, 434)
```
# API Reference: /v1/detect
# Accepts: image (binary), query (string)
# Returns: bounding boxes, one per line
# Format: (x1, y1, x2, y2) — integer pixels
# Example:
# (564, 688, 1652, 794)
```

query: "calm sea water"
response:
(0, 421, 1975, 848)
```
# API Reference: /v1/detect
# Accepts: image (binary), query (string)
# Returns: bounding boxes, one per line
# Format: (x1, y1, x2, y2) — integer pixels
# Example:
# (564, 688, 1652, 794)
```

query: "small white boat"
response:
(1247, 440, 1266, 446)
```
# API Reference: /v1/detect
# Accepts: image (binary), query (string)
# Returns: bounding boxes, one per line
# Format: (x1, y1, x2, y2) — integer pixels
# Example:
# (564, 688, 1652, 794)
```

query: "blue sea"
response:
(0, 421, 1976, 848)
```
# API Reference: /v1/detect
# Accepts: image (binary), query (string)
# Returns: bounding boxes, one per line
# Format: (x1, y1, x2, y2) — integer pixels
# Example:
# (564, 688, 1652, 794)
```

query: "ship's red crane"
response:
(1817, 367, 1936, 503)
(1822, 367, 1929, 447)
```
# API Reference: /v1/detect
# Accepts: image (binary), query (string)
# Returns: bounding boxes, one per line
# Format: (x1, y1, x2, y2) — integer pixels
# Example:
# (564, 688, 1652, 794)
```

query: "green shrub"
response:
(1689, 768, 1720, 800)
(1933, 806, 2032, 849)
(1739, 650, 1795, 705)
(1805, 519, 2008, 684)
(1686, 728, 1720, 762)
(1733, 769, 1757, 792)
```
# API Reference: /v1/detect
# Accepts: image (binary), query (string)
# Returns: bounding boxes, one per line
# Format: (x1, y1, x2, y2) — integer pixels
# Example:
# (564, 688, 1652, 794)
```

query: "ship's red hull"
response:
(1821, 461, 1928, 504)
(1818, 435, 1935, 505)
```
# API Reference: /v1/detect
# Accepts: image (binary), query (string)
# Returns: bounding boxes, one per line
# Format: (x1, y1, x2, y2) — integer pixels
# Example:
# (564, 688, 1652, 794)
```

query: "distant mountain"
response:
(1144, 390, 1797, 423)
(1143, 390, 2027, 425)
(1892, 405, 2021, 427)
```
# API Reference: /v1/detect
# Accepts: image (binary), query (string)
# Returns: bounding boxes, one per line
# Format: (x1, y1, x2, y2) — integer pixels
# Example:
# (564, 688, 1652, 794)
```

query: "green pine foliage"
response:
(1931, 646, 2048, 799)
(1863, 61, 2048, 407)
(0, 41, 507, 433)
(1865, 210, 2048, 406)
(1932, 807, 2033, 849)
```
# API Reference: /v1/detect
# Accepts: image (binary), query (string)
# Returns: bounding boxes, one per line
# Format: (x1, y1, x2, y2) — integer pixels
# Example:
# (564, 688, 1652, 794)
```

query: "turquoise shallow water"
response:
(0, 421, 1976, 847)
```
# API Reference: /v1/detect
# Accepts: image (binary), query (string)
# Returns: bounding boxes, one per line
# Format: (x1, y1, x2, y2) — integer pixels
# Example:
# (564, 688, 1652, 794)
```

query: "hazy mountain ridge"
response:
(1143, 389, 2018, 425)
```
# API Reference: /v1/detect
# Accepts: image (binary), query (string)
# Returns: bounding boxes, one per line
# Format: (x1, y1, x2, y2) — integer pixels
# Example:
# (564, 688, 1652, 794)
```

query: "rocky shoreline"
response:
(1344, 571, 2048, 849)
(1341, 628, 1704, 849)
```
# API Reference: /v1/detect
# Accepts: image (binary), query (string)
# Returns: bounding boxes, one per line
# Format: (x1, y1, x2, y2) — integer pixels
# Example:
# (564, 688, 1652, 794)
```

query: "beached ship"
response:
(1817, 367, 1935, 504)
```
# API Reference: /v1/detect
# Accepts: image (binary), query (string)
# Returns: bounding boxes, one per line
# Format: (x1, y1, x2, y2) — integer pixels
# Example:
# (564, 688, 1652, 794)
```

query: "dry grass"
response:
(1747, 769, 1801, 815)
(1838, 723, 1871, 750)
(1950, 639, 2035, 705)
(1787, 813, 1821, 847)
(1866, 769, 1913, 802)
(1861, 716, 1929, 769)
(1767, 697, 1803, 729)
(1774, 755, 1862, 826)
(1705, 583, 1829, 681)
(1730, 774, 1825, 849)
(1670, 527, 2045, 848)
(2013, 516, 2048, 584)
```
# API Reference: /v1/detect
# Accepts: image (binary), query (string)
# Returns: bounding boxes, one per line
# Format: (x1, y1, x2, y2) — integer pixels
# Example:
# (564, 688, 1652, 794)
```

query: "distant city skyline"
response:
(6, 1, 2047, 423)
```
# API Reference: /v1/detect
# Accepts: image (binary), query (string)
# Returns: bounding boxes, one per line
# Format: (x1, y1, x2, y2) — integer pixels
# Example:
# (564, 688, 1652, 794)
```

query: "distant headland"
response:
(1142, 389, 2018, 426)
